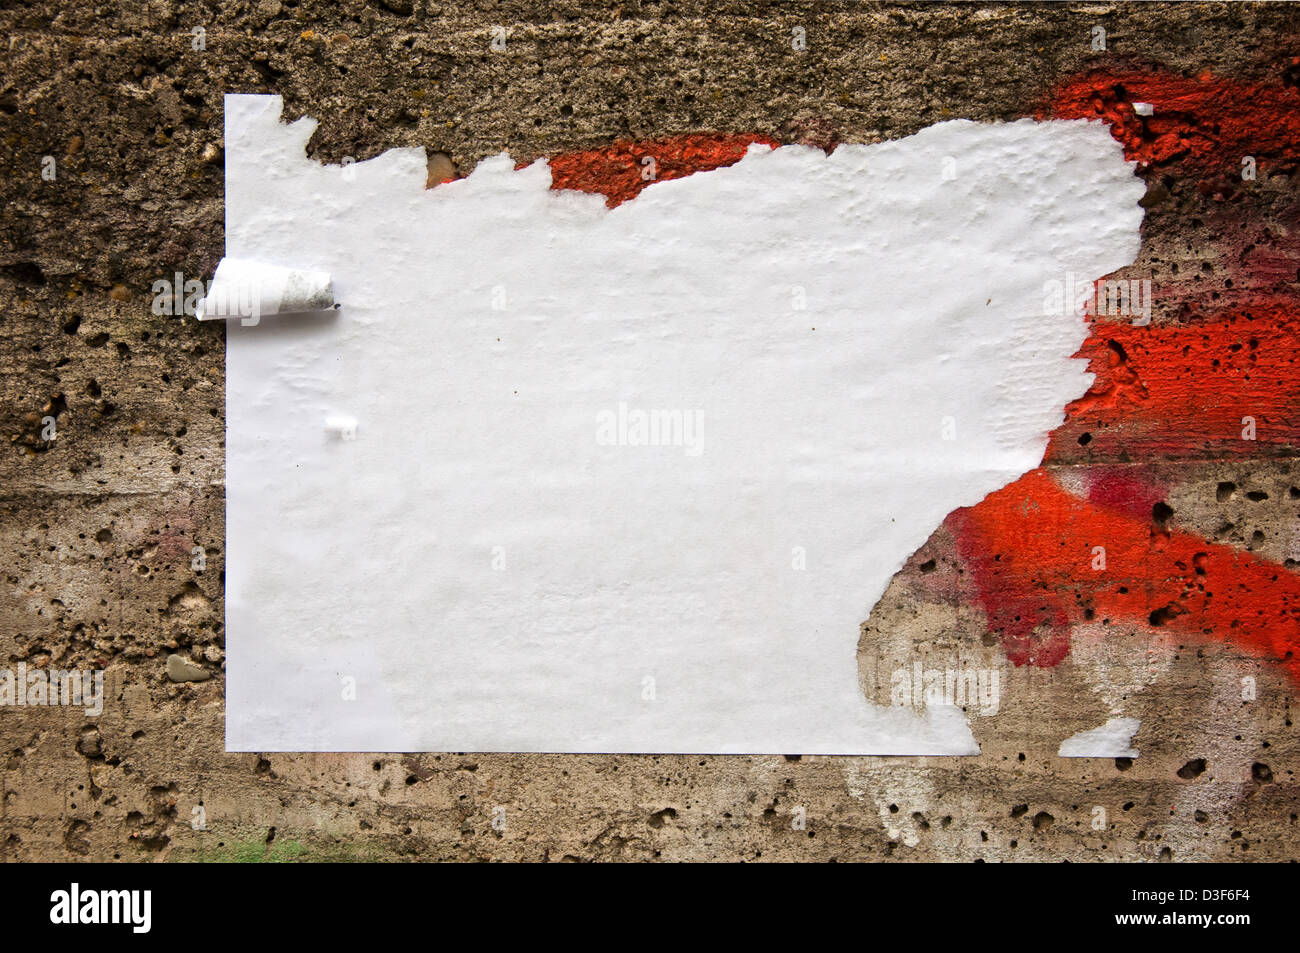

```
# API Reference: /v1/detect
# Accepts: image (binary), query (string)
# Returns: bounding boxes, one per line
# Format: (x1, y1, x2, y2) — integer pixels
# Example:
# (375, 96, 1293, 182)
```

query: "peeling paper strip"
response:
(196, 257, 334, 323)
(223, 94, 1144, 753)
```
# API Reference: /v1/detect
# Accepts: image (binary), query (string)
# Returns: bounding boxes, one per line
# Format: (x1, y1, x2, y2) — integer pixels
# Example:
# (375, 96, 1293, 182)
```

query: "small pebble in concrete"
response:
(166, 653, 211, 682)
(425, 151, 457, 188)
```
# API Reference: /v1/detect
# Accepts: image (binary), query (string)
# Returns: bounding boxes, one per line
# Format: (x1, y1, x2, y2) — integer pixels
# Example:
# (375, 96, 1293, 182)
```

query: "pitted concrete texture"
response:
(2, 1, 1299, 861)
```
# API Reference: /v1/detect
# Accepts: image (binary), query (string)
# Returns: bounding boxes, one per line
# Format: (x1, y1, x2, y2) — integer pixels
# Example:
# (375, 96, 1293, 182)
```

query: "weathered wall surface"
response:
(2, 1, 1298, 861)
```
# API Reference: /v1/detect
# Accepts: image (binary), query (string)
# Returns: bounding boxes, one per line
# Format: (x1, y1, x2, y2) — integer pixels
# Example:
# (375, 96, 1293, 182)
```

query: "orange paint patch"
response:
(1044, 67, 1300, 173)
(535, 133, 779, 207)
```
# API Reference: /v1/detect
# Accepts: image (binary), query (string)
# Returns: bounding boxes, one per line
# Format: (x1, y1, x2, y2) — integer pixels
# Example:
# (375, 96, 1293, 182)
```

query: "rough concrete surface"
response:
(2, 1, 1299, 861)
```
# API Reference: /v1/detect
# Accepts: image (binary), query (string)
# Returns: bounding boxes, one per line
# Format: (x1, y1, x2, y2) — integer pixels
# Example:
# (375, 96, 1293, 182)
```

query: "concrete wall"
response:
(2, 0, 1297, 861)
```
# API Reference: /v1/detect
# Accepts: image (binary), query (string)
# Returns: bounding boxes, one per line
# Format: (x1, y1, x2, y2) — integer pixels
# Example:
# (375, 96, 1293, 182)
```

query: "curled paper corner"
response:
(194, 257, 336, 325)
(324, 416, 358, 440)
(1057, 717, 1141, 758)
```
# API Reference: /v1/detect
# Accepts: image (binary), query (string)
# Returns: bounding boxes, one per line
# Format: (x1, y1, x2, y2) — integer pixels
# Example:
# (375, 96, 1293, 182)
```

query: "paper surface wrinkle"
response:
(224, 94, 1144, 753)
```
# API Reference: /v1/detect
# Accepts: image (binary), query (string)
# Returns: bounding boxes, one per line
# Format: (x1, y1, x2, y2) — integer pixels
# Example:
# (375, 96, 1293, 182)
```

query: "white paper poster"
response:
(223, 94, 1143, 753)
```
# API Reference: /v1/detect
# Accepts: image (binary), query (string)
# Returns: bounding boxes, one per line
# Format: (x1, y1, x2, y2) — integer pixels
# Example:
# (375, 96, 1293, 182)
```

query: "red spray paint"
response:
(531, 133, 778, 207)
(949, 468, 1300, 682)
(1047, 300, 1300, 463)
(1044, 66, 1300, 173)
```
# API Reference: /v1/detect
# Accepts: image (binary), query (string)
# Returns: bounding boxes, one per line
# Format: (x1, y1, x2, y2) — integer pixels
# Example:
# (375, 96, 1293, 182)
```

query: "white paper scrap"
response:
(223, 94, 1144, 753)
(1058, 718, 1142, 758)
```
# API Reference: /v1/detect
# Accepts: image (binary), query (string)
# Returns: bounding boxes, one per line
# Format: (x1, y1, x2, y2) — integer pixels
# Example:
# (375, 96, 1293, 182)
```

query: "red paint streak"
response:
(536, 133, 778, 207)
(950, 469, 1300, 681)
(1046, 300, 1300, 462)
(1045, 66, 1300, 172)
